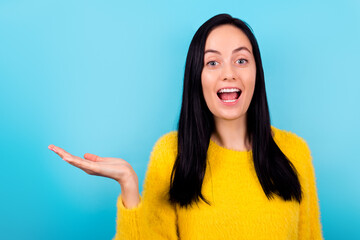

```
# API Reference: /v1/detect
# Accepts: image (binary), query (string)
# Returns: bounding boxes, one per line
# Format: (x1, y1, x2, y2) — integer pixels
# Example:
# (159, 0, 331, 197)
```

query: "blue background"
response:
(1, 0, 359, 239)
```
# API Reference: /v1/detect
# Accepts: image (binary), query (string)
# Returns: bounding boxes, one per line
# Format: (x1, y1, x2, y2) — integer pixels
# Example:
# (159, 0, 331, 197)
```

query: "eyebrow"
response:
(204, 46, 252, 55)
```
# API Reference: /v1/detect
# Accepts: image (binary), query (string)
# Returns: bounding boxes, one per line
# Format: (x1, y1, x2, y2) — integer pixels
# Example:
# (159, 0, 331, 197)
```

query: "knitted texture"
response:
(113, 126, 324, 240)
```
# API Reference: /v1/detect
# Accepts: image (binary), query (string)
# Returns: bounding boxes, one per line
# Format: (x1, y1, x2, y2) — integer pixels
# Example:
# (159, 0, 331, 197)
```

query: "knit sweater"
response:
(113, 126, 324, 240)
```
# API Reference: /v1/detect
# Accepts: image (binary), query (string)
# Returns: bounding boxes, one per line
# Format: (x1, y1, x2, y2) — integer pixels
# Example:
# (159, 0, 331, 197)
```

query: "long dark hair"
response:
(169, 14, 302, 208)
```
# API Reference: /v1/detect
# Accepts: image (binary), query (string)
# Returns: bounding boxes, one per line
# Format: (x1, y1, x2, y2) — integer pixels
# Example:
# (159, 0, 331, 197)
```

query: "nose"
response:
(221, 63, 236, 80)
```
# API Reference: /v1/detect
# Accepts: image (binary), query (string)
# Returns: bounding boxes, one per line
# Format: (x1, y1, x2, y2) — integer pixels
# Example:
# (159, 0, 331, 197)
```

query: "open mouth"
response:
(217, 88, 241, 103)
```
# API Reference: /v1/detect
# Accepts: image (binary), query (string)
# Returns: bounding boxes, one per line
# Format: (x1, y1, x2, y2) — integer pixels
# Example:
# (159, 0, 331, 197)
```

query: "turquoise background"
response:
(1, 0, 359, 239)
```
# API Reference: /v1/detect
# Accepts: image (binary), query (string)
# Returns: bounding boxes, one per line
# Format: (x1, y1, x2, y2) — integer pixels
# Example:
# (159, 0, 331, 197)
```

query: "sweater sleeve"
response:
(298, 140, 324, 240)
(113, 132, 179, 240)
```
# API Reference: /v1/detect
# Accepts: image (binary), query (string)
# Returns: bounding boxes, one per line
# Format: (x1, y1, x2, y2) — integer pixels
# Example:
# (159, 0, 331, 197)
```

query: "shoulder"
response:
(141, 132, 178, 192)
(151, 130, 178, 155)
(271, 126, 311, 163)
(148, 131, 178, 170)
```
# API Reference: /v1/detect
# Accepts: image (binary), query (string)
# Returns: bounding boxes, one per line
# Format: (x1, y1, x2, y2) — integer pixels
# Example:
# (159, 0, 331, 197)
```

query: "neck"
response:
(211, 115, 251, 151)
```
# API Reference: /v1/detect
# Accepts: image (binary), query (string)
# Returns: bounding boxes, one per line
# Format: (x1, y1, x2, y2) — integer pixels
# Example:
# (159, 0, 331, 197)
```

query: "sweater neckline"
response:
(208, 138, 252, 160)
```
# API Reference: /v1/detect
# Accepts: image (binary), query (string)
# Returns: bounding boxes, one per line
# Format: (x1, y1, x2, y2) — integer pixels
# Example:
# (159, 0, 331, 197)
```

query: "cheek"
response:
(244, 70, 256, 102)
(201, 71, 216, 98)
(247, 75, 256, 93)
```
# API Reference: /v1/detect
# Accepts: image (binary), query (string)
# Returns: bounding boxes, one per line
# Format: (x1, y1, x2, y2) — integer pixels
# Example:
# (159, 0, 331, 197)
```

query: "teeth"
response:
(222, 99, 237, 103)
(218, 88, 240, 93)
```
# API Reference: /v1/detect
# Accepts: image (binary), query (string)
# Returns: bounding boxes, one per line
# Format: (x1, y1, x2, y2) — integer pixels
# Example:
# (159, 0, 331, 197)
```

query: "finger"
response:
(68, 162, 98, 176)
(49, 145, 103, 176)
(84, 153, 104, 162)
(48, 144, 72, 159)
(48, 144, 63, 157)
(64, 155, 98, 173)
(71, 163, 97, 175)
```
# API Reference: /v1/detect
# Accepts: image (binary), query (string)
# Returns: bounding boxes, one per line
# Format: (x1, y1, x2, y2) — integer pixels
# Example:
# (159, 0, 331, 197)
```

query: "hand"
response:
(48, 144, 138, 186)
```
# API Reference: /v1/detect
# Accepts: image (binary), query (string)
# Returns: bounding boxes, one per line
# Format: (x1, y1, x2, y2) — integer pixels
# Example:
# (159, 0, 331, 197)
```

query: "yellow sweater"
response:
(113, 126, 323, 240)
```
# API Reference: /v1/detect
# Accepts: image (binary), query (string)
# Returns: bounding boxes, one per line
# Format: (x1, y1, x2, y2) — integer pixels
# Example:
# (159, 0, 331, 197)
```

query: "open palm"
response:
(48, 144, 138, 186)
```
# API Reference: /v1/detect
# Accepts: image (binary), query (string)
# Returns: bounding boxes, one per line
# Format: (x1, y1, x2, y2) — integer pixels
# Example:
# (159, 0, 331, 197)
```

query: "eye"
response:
(236, 59, 248, 65)
(206, 60, 219, 66)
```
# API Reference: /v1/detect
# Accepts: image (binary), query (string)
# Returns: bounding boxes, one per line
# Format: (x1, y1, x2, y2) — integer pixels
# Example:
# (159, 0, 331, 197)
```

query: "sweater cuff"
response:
(117, 193, 143, 213)
(114, 194, 143, 240)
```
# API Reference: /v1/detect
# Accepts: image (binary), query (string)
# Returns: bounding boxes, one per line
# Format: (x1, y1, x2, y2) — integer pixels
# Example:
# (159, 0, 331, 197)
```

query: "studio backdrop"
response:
(0, 0, 359, 239)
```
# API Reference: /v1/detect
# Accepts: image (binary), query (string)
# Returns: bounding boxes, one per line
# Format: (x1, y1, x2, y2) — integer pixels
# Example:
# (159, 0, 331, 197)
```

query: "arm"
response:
(298, 142, 324, 240)
(113, 132, 179, 240)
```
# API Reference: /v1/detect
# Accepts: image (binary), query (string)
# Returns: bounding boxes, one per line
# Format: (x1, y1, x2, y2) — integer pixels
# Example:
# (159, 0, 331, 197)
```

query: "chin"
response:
(214, 112, 246, 121)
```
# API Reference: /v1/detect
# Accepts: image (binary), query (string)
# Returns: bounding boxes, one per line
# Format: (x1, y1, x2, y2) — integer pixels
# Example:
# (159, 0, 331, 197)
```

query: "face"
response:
(201, 24, 256, 122)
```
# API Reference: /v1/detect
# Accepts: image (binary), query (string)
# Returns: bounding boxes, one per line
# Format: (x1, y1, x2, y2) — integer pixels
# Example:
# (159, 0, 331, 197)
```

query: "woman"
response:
(49, 14, 323, 239)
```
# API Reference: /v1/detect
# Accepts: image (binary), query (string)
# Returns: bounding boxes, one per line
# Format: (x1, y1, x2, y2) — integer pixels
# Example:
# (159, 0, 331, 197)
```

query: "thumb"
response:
(84, 153, 103, 162)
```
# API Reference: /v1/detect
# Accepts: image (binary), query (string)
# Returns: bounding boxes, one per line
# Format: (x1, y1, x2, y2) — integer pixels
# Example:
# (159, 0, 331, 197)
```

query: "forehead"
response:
(204, 24, 252, 53)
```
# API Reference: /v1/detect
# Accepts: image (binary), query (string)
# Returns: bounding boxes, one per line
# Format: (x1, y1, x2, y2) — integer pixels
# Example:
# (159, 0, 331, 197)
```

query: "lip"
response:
(216, 86, 242, 93)
(216, 86, 242, 106)
(217, 94, 241, 106)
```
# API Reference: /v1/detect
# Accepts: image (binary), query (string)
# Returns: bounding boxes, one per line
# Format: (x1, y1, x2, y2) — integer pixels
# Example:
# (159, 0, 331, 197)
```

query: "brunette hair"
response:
(169, 13, 302, 208)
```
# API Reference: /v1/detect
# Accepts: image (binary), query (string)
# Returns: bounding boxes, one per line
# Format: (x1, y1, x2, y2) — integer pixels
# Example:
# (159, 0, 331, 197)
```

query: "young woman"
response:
(49, 14, 323, 239)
